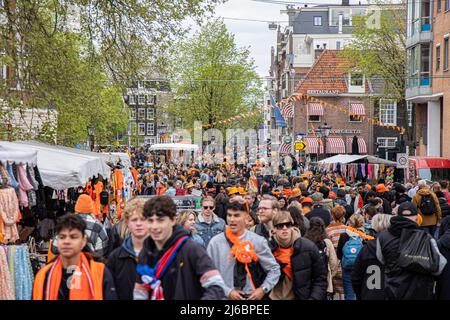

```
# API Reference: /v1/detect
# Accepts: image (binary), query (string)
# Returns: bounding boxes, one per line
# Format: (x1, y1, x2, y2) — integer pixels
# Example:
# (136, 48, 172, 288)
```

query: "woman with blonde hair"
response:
(177, 210, 205, 247)
(106, 198, 149, 299)
(352, 214, 391, 300)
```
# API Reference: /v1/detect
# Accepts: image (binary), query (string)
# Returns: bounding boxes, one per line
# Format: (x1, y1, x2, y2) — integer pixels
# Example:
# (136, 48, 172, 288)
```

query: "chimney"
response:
(342, 0, 349, 5)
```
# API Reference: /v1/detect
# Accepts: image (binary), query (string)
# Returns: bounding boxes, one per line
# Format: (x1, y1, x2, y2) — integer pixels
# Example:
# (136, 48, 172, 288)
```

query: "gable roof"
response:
(297, 50, 351, 94)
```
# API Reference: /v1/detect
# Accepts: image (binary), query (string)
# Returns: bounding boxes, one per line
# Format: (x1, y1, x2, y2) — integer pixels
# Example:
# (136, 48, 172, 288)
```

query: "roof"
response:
(296, 50, 370, 94)
(297, 50, 350, 93)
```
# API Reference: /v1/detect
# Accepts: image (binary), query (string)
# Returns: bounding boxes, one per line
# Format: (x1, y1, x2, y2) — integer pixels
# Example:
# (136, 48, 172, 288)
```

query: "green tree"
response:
(169, 18, 263, 134)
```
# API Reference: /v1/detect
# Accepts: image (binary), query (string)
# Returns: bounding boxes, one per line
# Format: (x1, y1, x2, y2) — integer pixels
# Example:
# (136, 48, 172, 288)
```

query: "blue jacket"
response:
(195, 213, 226, 248)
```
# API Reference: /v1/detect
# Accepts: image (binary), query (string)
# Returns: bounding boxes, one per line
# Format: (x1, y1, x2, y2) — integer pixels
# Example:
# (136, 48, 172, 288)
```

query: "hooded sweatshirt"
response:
(437, 217, 450, 300)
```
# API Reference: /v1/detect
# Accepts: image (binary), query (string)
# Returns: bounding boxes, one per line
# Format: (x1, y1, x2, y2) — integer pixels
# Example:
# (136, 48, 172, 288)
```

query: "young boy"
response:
(134, 195, 225, 300)
(33, 214, 117, 300)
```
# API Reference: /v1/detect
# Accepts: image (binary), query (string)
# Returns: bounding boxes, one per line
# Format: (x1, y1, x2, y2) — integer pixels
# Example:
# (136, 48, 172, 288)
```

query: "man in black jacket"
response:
(134, 196, 225, 300)
(376, 201, 447, 300)
(307, 192, 331, 226)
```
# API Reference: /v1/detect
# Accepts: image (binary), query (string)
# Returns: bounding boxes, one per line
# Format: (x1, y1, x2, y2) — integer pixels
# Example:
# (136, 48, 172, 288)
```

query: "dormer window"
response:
(348, 72, 365, 93)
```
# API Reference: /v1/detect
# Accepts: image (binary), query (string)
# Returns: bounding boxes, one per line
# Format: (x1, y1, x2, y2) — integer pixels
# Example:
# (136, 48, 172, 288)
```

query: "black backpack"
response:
(420, 194, 437, 216)
(316, 240, 329, 276)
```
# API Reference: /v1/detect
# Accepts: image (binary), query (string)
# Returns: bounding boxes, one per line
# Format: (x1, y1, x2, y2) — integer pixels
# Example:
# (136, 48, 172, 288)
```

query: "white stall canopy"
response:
(0, 141, 111, 190)
(149, 143, 199, 152)
(318, 154, 397, 166)
(0, 149, 38, 166)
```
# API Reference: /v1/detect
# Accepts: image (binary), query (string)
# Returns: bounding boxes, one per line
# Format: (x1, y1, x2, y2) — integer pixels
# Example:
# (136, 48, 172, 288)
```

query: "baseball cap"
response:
(311, 192, 324, 203)
(397, 201, 418, 216)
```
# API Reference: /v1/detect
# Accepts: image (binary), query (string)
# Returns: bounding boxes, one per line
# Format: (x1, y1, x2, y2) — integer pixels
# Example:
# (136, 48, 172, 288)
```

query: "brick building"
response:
(406, 0, 450, 157)
(294, 50, 379, 160)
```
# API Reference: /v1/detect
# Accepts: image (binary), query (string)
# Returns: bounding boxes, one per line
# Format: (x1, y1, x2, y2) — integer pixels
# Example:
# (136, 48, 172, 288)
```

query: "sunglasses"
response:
(203, 206, 214, 210)
(274, 222, 294, 230)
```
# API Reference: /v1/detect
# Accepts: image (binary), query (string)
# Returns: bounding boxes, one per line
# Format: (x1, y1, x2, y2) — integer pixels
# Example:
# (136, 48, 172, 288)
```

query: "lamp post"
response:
(87, 125, 94, 151)
(315, 123, 332, 161)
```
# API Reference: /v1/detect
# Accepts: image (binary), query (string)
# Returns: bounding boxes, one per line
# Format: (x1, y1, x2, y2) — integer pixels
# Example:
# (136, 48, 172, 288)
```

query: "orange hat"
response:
(301, 197, 313, 204)
(237, 187, 247, 195)
(290, 188, 302, 199)
(365, 184, 372, 190)
(376, 184, 388, 193)
(228, 187, 239, 195)
(75, 194, 94, 214)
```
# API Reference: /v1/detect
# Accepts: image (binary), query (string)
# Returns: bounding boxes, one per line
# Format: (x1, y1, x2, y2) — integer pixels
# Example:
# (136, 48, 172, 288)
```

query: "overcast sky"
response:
(187, 0, 368, 77)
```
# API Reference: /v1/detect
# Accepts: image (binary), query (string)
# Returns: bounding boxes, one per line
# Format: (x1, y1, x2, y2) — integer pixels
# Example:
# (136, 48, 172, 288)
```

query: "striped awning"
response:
(326, 137, 346, 154)
(305, 137, 324, 154)
(349, 103, 366, 115)
(346, 137, 367, 154)
(308, 103, 324, 116)
(279, 143, 292, 154)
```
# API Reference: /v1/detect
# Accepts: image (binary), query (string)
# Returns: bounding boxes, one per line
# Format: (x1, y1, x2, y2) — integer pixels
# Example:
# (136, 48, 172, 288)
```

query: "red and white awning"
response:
(279, 143, 292, 154)
(346, 137, 367, 154)
(308, 103, 324, 116)
(305, 137, 324, 154)
(349, 103, 366, 115)
(326, 137, 346, 154)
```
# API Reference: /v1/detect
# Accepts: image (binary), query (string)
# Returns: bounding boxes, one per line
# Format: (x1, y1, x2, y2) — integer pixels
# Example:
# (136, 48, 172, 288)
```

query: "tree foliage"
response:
(0, 0, 223, 146)
(169, 18, 263, 134)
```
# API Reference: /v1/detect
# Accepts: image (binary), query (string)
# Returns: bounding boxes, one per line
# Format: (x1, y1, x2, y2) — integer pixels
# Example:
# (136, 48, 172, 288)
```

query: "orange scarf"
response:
(225, 227, 259, 289)
(130, 167, 138, 183)
(273, 247, 294, 280)
(346, 226, 375, 241)
(33, 253, 104, 300)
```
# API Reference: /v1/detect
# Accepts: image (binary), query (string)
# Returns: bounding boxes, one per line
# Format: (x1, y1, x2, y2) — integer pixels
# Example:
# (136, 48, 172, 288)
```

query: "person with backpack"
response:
(437, 215, 450, 299)
(304, 217, 338, 299)
(336, 214, 366, 300)
(352, 213, 392, 300)
(412, 179, 441, 238)
(435, 191, 450, 219)
(376, 201, 447, 300)
(269, 212, 328, 300)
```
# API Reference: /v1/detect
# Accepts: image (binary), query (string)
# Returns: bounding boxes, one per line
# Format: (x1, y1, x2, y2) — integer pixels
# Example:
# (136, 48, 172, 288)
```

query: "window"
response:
(314, 16, 322, 26)
(147, 123, 155, 135)
(446, 0, 450, 11)
(336, 41, 341, 51)
(147, 95, 155, 105)
(138, 108, 145, 120)
(308, 115, 321, 122)
(407, 101, 413, 127)
(350, 73, 363, 86)
(436, 45, 441, 71)
(130, 108, 136, 120)
(138, 95, 145, 105)
(138, 81, 144, 89)
(1, 65, 7, 80)
(147, 108, 155, 120)
(138, 123, 146, 135)
(445, 37, 449, 71)
(379, 99, 397, 125)
(377, 137, 398, 148)
(349, 115, 361, 122)
(129, 95, 136, 105)
(438, 0, 441, 12)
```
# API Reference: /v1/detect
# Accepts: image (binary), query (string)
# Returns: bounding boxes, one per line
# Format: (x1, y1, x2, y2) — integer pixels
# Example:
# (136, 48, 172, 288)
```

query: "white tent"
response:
(0, 149, 38, 166)
(0, 141, 111, 190)
(318, 154, 397, 166)
(149, 143, 199, 152)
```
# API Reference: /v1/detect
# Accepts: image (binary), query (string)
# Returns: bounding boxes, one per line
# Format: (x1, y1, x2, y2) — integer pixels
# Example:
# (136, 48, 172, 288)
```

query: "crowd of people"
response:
(30, 147, 450, 300)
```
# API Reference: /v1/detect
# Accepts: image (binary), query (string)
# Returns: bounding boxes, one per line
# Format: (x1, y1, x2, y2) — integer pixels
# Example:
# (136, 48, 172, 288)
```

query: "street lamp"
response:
(315, 122, 332, 161)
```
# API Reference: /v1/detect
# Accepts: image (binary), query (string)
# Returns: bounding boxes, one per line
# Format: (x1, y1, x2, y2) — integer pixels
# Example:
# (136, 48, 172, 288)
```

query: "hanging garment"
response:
(367, 164, 373, 180)
(0, 164, 10, 188)
(114, 169, 124, 220)
(374, 164, 380, 180)
(17, 165, 33, 208)
(13, 246, 34, 300)
(336, 163, 342, 176)
(0, 188, 20, 243)
(0, 246, 15, 299)
(26, 165, 39, 191)
(361, 163, 366, 178)
(349, 165, 355, 181)
(342, 164, 347, 179)
(380, 164, 386, 176)
(6, 163, 19, 191)
(93, 181, 104, 217)
(356, 164, 363, 180)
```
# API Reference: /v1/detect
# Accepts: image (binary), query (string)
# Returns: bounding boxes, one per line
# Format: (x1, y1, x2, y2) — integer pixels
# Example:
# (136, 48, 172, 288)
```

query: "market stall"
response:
(149, 143, 199, 164)
(317, 154, 397, 183)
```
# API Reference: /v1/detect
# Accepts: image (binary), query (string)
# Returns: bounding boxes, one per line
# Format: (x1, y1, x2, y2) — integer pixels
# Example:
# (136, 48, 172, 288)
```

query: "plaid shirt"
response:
(52, 214, 109, 258)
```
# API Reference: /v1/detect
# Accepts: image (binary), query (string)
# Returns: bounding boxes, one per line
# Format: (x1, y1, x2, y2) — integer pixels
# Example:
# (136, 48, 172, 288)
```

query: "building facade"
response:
(406, 0, 450, 157)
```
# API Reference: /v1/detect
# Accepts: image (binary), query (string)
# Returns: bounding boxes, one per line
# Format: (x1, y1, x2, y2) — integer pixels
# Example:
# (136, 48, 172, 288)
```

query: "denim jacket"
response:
(195, 213, 226, 248)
